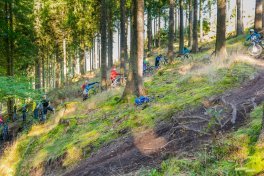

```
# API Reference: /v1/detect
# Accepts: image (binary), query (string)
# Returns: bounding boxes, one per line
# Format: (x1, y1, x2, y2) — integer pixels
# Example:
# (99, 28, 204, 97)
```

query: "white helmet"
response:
(250, 29, 254, 32)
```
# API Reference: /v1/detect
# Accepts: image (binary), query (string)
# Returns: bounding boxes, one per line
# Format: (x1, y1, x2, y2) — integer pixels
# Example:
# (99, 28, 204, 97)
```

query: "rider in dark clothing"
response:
(155, 54, 162, 68)
(41, 95, 54, 121)
(246, 29, 262, 42)
(22, 104, 27, 121)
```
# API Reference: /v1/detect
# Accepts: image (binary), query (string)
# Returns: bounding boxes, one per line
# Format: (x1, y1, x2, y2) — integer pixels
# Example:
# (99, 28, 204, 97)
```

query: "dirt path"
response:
(62, 72, 264, 176)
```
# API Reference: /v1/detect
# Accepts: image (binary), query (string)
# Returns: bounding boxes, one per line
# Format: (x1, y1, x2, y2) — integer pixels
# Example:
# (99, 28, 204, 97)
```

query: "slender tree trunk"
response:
(5, 1, 14, 118)
(123, 0, 145, 99)
(199, 0, 203, 42)
(158, 9, 161, 47)
(108, 3, 113, 68)
(179, 0, 184, 54)
(154, 17, 156, 47)
(42, 56, 45, 90)
(120, 0, 128, 75)
(254, 0, 262, 31)
(168, 0, 175, 63)
(147, 6, 152, 51)
(192, 0, 199, 53)
(215, 0, 227, 58)
(236, 0, 244, 35)
(63, 38, 67, 80)
(188, 0, 193, 47)
(55, 41, 61, 88)
(175, 9, 178, 38)
(101, 0, 107, 90)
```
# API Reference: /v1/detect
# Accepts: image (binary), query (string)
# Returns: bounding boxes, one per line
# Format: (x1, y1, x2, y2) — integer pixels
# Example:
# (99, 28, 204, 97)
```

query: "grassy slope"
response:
(0, 35, 262, 176)
(147, 105, 264, 176)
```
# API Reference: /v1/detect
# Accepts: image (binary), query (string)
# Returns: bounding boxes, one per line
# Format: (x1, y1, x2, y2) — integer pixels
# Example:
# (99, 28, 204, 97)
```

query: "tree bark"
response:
(179, 0, 184, 54)
(123, 0, 145, 100)
(55, 41, 61, 88)
(215, 0, 227, 58)
(147, 6, 152, 52)
(108, 3, 113, 68)
(236, 0, 244, 35)
(101, 0, 107, 90)
(168, 0, 175, 63)
(199, 0, 203, 42)
(188, 0, 193, 47)
(254, 0, 263, 31)
(120, 0, 128, 75)
(192, 0, 199, 53)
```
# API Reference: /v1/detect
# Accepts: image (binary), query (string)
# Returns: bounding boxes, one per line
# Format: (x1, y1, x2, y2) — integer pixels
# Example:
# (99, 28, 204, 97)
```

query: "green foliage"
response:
(0, 76, 40, 100)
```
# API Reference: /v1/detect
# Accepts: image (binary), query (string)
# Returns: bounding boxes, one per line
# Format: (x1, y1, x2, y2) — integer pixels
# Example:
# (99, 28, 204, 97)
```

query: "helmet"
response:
(250, 29, 254, 33)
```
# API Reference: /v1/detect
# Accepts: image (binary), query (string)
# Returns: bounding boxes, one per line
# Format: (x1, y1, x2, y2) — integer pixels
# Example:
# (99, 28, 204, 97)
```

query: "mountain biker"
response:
(22, 104, 27, 121)
(183, 47, 191, 54)
(0, 114, 3, 126)
(143, 58, 149, 72)
(155, 54, 162, 69)
(246, 29, 262, 42)
(41, 95, 54, 121)
(110, 66, 121, 83)
(13, 105, 17, 121)
(82, 80, 99, 101)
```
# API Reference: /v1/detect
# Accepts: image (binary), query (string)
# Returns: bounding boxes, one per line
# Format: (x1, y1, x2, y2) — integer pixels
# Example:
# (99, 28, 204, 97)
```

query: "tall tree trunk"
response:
(63, 38, 67, 80)
(101, 0, 107, 90)
(215, 0, 227, 58)
(55, 41, 61, 88)
(154, 17, 156, 47)
(147, 6, 152, 51)
(168, 0, 175, 63)
(188, 0, 193, 47)
(179, 0, 184, 54)
(108, 3, 113, 68)
(236, 0, 244, 35)
(120, 0, 128, 75)
(199, 0, 203, 42)
(175, 9, 178, 38)
(254, 0, 263, 31)
(158, 9, 161, 47)
(123, 0, 145, 99)
(192, 0, 199, 53)
(5, 0, 14, 119)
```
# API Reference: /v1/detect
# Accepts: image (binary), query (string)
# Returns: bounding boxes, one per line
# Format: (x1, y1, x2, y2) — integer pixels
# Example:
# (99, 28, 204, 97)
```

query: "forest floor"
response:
(0, 35, 264, 176)
(64, 71, 264, 176)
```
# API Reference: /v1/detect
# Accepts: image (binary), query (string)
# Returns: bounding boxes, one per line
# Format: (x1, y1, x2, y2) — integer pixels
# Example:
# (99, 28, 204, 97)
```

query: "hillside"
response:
(0, 36, 264, 176)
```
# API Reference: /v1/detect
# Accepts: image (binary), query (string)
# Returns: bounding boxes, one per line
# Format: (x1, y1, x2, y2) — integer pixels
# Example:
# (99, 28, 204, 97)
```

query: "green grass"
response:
(0, 36, 261, 176)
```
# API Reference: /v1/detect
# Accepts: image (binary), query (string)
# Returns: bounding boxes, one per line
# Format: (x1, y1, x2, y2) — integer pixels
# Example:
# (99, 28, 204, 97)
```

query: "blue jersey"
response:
(247, 32, 262, 42)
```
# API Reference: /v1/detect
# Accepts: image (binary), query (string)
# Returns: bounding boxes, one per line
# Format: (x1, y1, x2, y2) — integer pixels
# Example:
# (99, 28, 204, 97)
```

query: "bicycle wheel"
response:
(248, 44, 263, 57)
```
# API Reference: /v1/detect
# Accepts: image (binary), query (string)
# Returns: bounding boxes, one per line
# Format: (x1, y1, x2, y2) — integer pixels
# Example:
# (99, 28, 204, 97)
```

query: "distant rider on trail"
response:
(155, 54, 162, 69)
(246, 29, 262, 42)
(41, 95, 55, 121)
(110, 66, 121, 83)
(82, 80, 99, 101)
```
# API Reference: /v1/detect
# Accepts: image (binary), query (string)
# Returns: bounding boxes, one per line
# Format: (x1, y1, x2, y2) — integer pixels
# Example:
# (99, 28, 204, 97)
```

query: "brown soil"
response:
(62, 72, 264, 176)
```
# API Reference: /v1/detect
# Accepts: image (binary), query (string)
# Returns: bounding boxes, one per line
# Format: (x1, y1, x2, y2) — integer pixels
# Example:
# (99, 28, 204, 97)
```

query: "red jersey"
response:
(82, 84, 86, 90)
(110, 69, 120, 81)
(0, 116, 3, 124)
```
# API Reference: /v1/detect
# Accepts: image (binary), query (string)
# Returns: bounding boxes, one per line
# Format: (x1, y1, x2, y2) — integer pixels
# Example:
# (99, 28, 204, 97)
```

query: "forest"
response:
(0, 0, 264, 175)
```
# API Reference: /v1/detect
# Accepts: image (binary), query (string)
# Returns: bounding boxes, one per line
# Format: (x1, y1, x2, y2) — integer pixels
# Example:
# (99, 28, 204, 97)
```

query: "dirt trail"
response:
(62, 72, 264, 176)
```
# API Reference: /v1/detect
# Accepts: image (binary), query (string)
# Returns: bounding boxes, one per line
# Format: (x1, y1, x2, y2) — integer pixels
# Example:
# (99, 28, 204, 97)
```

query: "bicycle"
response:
(160, 56, 169, 65)
(82, 83, 100, 101)
(247, 38, 264, 57)
(143, 64, 156, 76)
(175, 53, 193, 61)
(111, 75, 127, 88)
